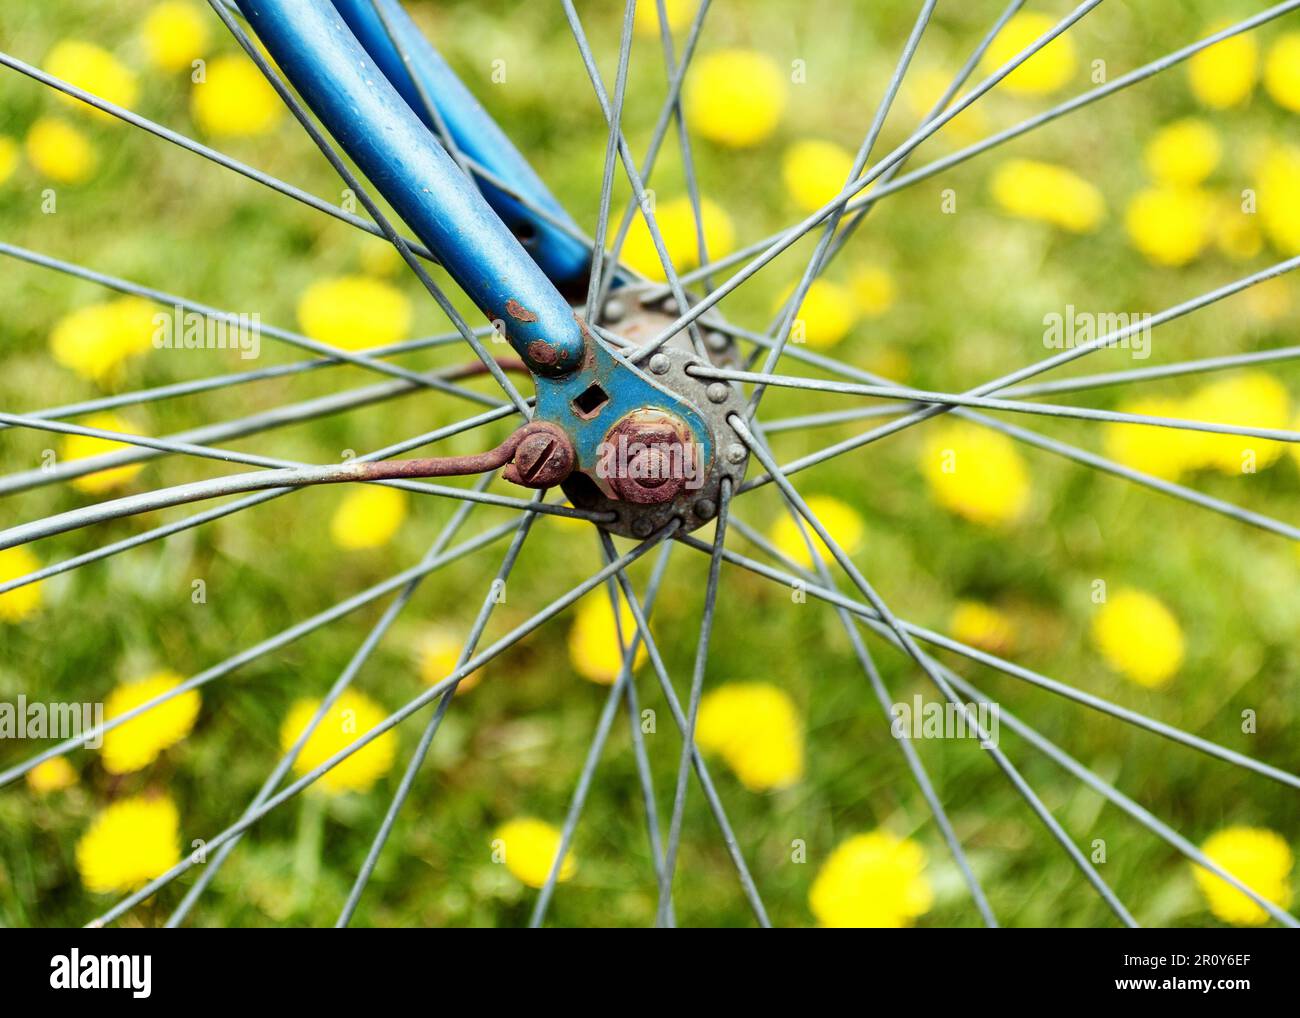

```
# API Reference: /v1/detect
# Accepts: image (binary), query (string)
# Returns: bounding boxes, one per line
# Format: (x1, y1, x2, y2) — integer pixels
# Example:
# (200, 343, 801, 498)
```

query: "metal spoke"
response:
(632, 0, 1106, 360)
(599, 530, 771, 927)
(205, 0, 533, 418)
(730, 416, 1137, 926)
(746, 0, 936, 419)
(168, 474, 496, 926)
(529, 540, 675, 928)
(338, 492, 545, 927)
(657, 476, 731, 926)
(87, 521, 677, 926)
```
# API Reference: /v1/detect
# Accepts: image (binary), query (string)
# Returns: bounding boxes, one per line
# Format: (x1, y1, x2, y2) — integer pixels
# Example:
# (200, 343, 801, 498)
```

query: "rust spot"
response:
(527, 339, 559, 366)
(505, 299, 539, 323)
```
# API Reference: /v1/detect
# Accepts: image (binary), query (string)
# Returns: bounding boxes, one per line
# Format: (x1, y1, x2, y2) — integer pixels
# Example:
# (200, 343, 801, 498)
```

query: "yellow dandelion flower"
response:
(1125, 186, 1214, 267)
(25, 116, 98, 184)
(1244, 276, 1292, 322)
(1182, 372, 1291, 475)
(683, 49, 787, 149)
(1264, 33, 1300, 112)
(27, 757, 77, 794)
(297, 275, 412, 351)
(567, 591, 647, 685)
(1214, 196, 1263, 262)
(0, 547, 44, 623)
(849, 265, 897, 318)
(358, 237, 403, 277)
(329, 485, 408, 550)
(809, 831, 934, 927)
(767, 494, 865, 569)
(920, 420, 1030, 526)
(782, 139, 855, 214)
(493, 817, 575, 888)
(989, 159, 1106, 234)
(1102, 396, 1199, 482)
(50, 297, 157, 384)
(981, 13, 1077, 96)
(76, 795, 181, 894)
(1189, 20, 1258, 110)
(1193, 826, 1293, 926)
(774, 279, 857, 349)
(1144, 119, 1221, 186)
(0, 136, 18, 185)
(695, 683, 803, 791)
(191, 54, 284, 136)
(949, 600, 1015, 655)
(44, 40, 139, 117)
(621, 196, 734, 281)
(904, 67, 988, 144)
(279, 689, 397, 794)
(101, 670, 201, 775)
(142, 1, 210, 73)
(62, 412, 146, 495)
(633, 0, 694, 38)
(1091, 587, 1184, 688)
(417, 626, 481, 693)
(1255, 143, 1300, 255)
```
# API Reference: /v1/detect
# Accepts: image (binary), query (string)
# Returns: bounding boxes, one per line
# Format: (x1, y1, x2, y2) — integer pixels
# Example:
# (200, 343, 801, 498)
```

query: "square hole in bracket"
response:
(572, 383, 610, 420)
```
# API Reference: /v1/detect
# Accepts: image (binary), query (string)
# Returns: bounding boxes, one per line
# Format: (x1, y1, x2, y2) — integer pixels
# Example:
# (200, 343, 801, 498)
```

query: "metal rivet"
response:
(602, 298, 626, 323)
(660, 297, 679, 315)
(631, 517, 655, 538)
(725, 443, 747, 465)
(705, 331, 729, 352)
(706, 382, 729, 404)
(694, 499, 717, 519)
(648, 353, 671, 375)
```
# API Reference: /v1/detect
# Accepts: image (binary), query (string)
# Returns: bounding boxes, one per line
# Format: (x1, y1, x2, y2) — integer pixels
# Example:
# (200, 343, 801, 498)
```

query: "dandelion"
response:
(191, 54, 284, 136)
(1188, 20, 1258, 109)
(62, 412, 146, 495)
(1243, 277, 1292, 323)
(492, 818, 575, 888)
(358, 237, 403, 277)
(633, 0, 693, 38)
(849, 265, 897, 318)
(1214, 196, 1262, 262)
(0, 136, 18, 185)
(1182, 372, 1291, 475)
(50, 297, 157, 383)
(1193, 826, 1293, 926)
(695, 683, 803, 791)
(417, 626, 481, 693)
(949, 600, 1015, 655)
(1144, 119, 1221, 186)
(27, 757, 77, 794)
(25, 116, 98, 185)
(1091, 587, 1184, 688)
(1124, 186, 1214, 267)
(279, 689, 397, 794)
(76, 795, 181, 894)
(1102, 396, 1199, 482)
(920, 420, 1030, 527)
(329, 485, 408, 550)
(767, 494, 865, 569)
(1254, 143, 1300, 256)
(989, 159, 1105, 234)
(142, 1, 210, 73)
(567, 591, 647, 685)
(904, 67, 987, 144)
(0, 547, 43, 623)
(782, 139, 855, 214)
(774, 279, 857, 349)
(809, 831, 934, 927)
(101, 670, 201, 775)
(297, 275, 412, 351)
(683, 49, 787, 148)
(1264, 33, 1300, 112)
(621, 196, 734, 281)
(981, 13, 1077, 96)
(44, 40, 139, 116)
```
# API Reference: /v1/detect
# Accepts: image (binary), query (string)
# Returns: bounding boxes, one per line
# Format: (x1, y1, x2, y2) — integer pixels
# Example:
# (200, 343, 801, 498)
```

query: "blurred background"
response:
(0, 0, 1297, 927)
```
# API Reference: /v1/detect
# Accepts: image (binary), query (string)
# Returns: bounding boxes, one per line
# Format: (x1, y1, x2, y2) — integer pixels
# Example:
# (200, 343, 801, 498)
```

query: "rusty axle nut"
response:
(600, 410, 695, 505)
(501, 422, 575, 489)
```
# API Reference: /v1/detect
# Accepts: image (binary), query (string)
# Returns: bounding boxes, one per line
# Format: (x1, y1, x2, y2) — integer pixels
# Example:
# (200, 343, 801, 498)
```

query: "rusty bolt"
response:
(501, 423, 575, 489)
(602, 410, 694, 505)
